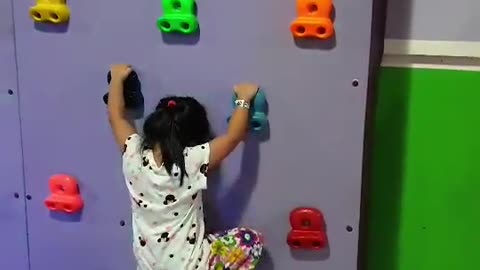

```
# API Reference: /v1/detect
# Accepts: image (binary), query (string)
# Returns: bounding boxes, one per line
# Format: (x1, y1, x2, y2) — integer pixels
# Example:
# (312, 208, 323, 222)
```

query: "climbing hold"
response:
(29, 0, 70, 24)
(227, 90, 268, 133)
(157, 0, 199, 34)
(287, 207, 328, 250)
(250, 111, 268, 132)
(44, 174, 84, 214)
(103, 70, 144, 110)
(290, 0, 334, 39)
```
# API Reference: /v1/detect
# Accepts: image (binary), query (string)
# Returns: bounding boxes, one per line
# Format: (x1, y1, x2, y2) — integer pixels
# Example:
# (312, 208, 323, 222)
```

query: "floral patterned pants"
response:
(207, 227, 263, 270)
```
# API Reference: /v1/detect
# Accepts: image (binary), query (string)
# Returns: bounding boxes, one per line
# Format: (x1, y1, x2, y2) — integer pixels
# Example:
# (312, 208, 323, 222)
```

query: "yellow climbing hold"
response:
(30, 0, 70, 24)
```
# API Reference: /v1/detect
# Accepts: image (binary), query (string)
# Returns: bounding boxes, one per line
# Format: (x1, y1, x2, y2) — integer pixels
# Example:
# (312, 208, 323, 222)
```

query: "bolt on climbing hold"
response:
(290, 0, 335, 39)
(30, 0, 70, 24)
(157, 0, 199, 34)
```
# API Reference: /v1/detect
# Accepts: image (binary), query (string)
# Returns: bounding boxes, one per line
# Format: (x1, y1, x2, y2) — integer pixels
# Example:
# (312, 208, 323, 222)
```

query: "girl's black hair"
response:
(142, 96, 211, 185)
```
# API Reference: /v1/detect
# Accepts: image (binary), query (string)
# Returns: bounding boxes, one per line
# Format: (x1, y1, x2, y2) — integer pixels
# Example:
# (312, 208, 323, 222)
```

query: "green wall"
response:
(367, 67, 480, 270)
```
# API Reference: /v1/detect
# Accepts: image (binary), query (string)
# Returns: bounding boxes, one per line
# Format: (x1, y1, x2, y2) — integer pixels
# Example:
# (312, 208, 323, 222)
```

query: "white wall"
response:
(383, 0, 480, 58)
(385, 0, 480, 42)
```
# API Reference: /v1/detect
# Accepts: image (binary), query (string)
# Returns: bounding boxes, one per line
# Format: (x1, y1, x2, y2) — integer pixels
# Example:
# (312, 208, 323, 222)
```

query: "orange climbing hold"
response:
(290, 0, 334, 39)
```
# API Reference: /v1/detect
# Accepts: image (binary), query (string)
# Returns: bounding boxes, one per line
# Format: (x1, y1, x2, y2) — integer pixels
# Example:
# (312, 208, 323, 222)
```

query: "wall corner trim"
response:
(381, 55, 480, 71)
(384, 39, 480, 58)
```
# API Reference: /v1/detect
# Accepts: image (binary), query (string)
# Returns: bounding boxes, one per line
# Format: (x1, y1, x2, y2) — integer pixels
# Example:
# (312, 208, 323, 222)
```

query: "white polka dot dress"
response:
(122, 134, 211, 270)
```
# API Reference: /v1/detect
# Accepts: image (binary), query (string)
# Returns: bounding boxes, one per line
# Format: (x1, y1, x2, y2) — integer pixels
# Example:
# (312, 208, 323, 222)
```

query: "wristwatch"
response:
(235, 99, 250, 109)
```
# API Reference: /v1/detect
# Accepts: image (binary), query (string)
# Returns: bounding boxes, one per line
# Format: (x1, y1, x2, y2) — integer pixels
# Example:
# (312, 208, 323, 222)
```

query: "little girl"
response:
(107, 64, 263, 270)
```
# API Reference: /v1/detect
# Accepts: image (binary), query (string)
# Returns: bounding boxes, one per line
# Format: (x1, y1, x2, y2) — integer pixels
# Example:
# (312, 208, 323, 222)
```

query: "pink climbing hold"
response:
(44, 174, 84, 214)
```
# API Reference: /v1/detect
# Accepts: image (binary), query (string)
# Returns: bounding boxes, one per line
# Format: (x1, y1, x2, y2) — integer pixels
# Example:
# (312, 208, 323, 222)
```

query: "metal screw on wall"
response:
(352, 79, 359, 87)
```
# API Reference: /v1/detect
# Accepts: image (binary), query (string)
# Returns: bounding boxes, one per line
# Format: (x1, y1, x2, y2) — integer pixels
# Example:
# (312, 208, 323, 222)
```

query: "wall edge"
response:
(384, 39, 480, 58)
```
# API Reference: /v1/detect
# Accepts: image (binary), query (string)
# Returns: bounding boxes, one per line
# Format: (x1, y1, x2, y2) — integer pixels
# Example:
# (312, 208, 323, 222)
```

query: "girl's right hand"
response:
(234, 83, 259, 101)
(110, 64, 132, 83)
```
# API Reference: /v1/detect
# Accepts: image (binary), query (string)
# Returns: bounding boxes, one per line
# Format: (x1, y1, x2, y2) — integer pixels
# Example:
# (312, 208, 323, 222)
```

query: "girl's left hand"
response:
(110, 64, 132, 83)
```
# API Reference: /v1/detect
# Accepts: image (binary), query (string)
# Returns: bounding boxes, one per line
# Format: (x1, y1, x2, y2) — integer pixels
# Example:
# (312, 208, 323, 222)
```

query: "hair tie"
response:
(167, 100, 176, 109)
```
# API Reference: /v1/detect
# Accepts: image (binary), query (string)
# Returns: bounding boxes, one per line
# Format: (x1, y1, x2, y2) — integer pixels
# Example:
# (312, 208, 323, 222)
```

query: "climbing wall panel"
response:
(11, 0, 378, 269)
(0, 0, 29, 269)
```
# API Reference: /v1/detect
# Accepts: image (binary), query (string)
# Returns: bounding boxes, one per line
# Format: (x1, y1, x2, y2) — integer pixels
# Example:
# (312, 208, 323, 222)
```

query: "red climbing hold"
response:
(44, 174, 84, 213)
(287, 207, 328, 250)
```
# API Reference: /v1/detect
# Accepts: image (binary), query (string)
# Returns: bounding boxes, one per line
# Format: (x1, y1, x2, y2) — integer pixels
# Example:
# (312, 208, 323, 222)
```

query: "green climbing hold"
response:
(157, 0, 198, 34)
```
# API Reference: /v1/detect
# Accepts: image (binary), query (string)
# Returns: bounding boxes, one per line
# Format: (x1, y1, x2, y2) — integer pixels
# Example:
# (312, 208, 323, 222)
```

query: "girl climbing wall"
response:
(107, 64, 263, 270)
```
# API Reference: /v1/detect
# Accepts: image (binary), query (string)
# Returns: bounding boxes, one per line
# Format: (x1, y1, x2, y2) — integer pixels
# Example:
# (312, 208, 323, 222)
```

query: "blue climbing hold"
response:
(227, 90, 268, 133)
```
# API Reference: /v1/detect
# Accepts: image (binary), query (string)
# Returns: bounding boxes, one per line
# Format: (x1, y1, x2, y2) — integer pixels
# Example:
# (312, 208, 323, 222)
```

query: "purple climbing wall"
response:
(6, 0, 379, 269)
(0, 0, 29, 269)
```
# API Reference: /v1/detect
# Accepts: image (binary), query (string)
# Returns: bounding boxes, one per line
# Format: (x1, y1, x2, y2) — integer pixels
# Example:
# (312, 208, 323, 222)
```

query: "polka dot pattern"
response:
(122, 135, 210, 269)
